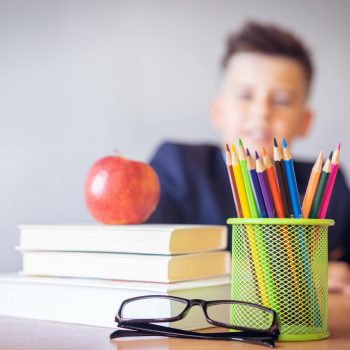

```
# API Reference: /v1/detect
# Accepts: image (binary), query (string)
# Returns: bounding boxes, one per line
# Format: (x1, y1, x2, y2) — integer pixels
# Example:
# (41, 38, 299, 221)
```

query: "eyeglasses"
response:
(110, 295, 279, 348)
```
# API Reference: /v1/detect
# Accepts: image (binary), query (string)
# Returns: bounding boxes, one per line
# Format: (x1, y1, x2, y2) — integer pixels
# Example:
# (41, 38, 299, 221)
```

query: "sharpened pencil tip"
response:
(282, 138, 287, 148)
(231, 144, 237, 155)
(246, 148, 250, 156)
(225, 144, 230, 152)
(329, 151, 333, 159)
(273, 138, 278, 147)
(262, 147, 267, 156)
(238, 138, 243, 147)
(337, 143, 341, 150)
(255, 151, 259, 159)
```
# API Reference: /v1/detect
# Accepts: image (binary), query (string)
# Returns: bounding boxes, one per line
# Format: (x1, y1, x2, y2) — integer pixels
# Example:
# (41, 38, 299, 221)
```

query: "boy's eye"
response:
(236, 89, 253, 101)
(271, 92, 293, 106)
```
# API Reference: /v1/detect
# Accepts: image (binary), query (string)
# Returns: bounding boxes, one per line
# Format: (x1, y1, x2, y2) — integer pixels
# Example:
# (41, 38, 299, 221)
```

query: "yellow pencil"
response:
(238, 139, 259, 218)
(230, 144, 251, 218)
(231, 144, 269, 306)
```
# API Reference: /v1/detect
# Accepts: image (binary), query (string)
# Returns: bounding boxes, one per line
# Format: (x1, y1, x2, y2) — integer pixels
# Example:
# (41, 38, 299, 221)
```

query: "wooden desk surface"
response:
(1, 294, 350, 350)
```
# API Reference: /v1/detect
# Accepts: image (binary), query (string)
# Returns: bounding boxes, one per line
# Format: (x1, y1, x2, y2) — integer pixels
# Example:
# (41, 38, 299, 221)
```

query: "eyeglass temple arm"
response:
(115, 322, 275, 348)
(110, 328, 204, 341)
(111, 329, 275, 349)
(112, 327, 275, 341)
(119, 321, 274, 338)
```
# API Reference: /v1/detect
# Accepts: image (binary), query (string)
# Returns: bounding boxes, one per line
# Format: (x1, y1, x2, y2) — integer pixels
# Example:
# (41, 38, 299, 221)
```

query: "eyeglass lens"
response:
(121, 297, 187, 321)
(207, 302, 274, 330)
(121, 297, 273, 331)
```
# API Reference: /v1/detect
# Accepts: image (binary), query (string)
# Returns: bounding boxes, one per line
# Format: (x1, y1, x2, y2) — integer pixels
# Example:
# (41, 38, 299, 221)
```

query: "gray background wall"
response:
(1, 0, 350, 272)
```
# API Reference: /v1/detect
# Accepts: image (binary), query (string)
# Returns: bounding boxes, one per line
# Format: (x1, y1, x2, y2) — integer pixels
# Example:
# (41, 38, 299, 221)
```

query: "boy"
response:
(147, 21, 350, 294)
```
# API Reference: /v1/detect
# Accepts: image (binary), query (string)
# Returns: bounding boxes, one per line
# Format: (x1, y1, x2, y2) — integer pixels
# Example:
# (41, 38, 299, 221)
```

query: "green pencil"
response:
(238, 139, 259, 218)
(309, 152, 332, 218)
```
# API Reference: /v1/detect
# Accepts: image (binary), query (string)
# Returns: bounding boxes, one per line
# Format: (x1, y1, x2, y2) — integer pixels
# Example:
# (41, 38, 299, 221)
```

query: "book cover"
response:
(18, 224, 228, 254)
(0, 274, 231, 330)
(19, 250, 231, 283)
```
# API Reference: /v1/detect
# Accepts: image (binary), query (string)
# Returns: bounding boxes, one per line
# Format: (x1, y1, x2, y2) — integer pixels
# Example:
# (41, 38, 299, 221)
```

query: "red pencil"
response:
(318, 144, 340, 218)
(262, 147, 285, 218)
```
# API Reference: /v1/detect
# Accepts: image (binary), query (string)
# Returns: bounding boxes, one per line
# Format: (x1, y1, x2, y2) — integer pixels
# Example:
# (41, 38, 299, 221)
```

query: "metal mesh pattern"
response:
(229, 302, 273, 330)
(230, 220, 330, 340)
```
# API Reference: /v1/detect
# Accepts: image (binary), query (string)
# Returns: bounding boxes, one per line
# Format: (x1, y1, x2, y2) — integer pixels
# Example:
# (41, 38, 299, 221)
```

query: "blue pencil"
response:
(282, 138, 321, 325)
(246, 149, 267, 218)
(282, 138, 302, 218)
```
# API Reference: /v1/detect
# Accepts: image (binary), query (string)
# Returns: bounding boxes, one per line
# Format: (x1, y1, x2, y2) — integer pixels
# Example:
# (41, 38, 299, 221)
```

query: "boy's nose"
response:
(250, 99, 271, 123)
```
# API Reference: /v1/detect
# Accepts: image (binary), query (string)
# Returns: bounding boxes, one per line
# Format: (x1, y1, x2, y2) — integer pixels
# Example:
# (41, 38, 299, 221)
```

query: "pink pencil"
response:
(318, 143, 341, 219)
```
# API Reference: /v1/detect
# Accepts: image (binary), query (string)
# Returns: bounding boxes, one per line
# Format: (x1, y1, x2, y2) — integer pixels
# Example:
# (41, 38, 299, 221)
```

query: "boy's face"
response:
(211, 52, 312, 154)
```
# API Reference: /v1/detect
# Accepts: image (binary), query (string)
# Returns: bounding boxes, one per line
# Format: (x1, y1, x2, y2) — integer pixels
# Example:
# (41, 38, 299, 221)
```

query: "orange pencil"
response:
(225, 144, 243, 217)
(262, 147, 285, 218)
(301, 151, 323, 218)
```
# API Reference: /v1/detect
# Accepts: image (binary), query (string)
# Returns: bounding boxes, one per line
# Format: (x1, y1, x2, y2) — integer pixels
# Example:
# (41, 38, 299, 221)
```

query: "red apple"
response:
(84, 154, 160, 224)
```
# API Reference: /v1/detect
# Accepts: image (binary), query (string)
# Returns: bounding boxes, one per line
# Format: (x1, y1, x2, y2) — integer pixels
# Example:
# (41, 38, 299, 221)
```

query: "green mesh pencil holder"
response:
(227, 218, 335, 342)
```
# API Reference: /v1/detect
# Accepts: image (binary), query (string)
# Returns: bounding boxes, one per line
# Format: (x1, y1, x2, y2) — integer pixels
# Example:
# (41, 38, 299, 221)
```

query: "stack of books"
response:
(0, 224, 231, 330)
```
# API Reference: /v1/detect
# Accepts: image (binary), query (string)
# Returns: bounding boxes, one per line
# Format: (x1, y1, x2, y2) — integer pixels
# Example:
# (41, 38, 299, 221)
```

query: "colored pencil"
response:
(230, 144, 251, 218)
(232, 146, 269, 306)
(270, 143, 303, 309)
(273, 138, 293, 218)
(309, 152, 332, 218)
(282, 139, 322, 324)
(262, 147, 285, 218)
(238, 139, 259, 218)
(318, 144, 340, 218)
(253, 151, 281, 309)
(247, 149, 267, 218)
(255, 151, 275, 218)
(301, 152, 323, 218)
(282, 138, 302, 218)
(225, 144, 243, 218)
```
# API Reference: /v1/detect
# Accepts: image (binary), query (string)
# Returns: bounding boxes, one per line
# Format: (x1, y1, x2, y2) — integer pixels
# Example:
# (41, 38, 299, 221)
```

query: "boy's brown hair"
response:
(222, 21, 313, 91)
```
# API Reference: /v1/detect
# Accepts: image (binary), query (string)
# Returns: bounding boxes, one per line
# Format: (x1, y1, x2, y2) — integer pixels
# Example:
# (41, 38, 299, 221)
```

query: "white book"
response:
(0, 274, 231, 330)
(18, 224, 228, 254)
(20, 250, 231, 283)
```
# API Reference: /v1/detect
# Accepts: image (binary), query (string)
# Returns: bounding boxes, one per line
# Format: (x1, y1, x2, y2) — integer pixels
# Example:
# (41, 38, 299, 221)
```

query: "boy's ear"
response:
(210, 96, 223, 130)
(298, 108, 313, 137)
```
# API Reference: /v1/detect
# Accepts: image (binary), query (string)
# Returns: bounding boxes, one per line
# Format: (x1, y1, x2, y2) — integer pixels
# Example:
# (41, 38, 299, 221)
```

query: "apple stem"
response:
(113, 149, 123, 157)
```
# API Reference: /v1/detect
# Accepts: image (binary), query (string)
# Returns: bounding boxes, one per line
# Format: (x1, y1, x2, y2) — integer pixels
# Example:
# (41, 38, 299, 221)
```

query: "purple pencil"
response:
(247, 149, 267, 218)
(255, 151, 276, 218)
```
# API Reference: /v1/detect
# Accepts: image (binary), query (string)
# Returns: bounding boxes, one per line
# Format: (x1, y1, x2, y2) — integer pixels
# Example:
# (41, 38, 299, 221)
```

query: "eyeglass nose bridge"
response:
(187, 299, 207, 308)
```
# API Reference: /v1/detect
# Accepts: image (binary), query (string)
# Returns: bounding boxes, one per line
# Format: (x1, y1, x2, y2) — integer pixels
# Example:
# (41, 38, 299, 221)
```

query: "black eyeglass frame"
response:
(111, 321, 277, 348)
(115, 294, 279, 336)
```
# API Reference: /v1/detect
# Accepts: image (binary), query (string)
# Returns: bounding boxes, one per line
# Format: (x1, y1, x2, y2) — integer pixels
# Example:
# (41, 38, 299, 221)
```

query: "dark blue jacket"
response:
(147, 142, 350, 262)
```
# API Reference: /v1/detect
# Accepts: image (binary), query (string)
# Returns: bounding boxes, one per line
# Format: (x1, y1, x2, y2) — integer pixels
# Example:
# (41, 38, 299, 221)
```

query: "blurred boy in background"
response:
(147, 21, 350, 295)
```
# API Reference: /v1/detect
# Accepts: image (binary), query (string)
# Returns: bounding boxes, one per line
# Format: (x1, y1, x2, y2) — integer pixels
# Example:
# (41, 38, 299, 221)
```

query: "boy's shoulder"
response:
(151, 141, 221, 163)
(154, 141, 219, 153)
(149, 142, 224, 182)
